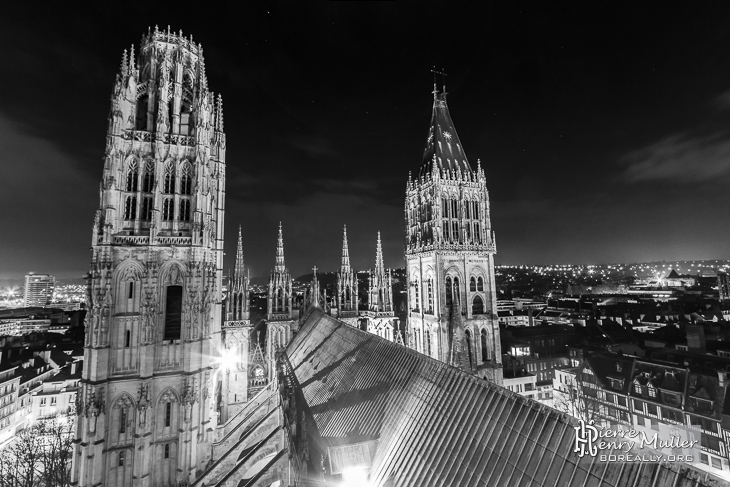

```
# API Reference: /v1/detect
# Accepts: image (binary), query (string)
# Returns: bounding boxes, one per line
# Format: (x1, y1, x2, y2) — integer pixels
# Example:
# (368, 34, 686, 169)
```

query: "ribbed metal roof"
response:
(419, 88, 473, 179)
(286, 309, 726, 487)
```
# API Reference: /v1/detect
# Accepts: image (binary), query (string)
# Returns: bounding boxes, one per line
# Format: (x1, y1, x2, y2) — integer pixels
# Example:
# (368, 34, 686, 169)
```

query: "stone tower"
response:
(405, 84, 502, 383)
(364, 232, 398, 341)
(72, 27, 226, 487)
(265, 223, 296, 379)
(335, 225, 359, 323)
(221, 225, 251, 420)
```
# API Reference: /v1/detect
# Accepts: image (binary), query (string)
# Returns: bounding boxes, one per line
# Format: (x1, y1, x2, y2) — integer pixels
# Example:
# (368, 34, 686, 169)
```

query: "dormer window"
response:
(647, 383, 656, 398)
(691, 397, 714, 413)
(609, 378, 624, 390)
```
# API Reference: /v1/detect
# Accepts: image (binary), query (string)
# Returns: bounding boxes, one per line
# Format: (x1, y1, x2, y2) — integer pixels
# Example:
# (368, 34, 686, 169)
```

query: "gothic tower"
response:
(368, 232, 394, 314)
(265, 223, 296, 379)
(73, 27, 226, 487)
(336, 225, 359, 322)
(221, 225, 251, 420)
(405, 84, 502, 384)
(364, 232, 398, 341)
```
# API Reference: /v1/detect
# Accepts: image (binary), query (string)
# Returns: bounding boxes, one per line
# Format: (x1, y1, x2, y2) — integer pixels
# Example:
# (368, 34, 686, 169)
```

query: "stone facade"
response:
(405, 86, 502, 383)
(72, 27, 226, 487)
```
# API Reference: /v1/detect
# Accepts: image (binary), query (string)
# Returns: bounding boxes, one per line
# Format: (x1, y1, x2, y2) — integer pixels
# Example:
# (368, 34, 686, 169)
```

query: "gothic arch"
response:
(472, 294, 484, 315)
(160, 261, 186, 287)
(157, 387, 179, 405)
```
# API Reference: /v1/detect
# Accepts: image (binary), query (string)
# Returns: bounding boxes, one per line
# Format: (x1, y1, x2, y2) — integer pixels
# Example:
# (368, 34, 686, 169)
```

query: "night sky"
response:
(3, 2, 730, 281)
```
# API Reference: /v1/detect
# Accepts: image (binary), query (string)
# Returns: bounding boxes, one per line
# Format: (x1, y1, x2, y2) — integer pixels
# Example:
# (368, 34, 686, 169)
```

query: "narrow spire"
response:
(128, 44, 135, 75)
(120, 49, 128, 76)
(375, 231, 385, 276)
(235, 224, 244, 278)
(274, 222, 285, 273)
(341, 225, 351, 274)
(216, 94, 224, 131)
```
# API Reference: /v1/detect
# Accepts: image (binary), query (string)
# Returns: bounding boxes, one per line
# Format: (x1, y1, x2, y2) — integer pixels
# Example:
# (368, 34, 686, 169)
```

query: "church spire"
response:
(341, 225, 351, 274)
(375, 231, 385, 276)
(235, 224, 244, 278)
(274, 222, 286, 274)
(419, 81, 472, 179)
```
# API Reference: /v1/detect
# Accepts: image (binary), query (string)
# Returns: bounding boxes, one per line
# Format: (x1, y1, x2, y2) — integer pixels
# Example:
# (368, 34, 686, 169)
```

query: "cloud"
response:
(712, 88, 730, 110)
(289, 135, 340, 158)
(619, 132, 730, 183)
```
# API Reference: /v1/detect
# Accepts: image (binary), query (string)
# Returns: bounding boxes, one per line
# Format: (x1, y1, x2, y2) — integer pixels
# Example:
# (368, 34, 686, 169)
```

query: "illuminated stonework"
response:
(72, 27, 226, 487)
(405, 86, 502, 383)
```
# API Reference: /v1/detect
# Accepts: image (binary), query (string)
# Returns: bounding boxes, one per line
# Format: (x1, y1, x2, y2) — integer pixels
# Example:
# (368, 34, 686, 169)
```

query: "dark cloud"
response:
(620, 132, 730, 184)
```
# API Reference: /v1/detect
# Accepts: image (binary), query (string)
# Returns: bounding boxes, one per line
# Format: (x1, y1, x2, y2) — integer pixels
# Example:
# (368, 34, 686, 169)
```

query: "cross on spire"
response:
(431, 67, 448, 97)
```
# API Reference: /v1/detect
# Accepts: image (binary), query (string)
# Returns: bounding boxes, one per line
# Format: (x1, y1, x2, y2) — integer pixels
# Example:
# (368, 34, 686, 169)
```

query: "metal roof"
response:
(286, 308, 726, 486)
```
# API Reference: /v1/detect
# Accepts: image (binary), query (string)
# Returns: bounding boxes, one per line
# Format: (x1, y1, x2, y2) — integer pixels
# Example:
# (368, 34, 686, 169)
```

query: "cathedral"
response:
(72, 28, 714, 487)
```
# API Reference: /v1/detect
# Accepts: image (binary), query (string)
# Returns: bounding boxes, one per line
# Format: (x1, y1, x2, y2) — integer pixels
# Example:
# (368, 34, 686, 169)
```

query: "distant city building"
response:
(23, 273, 54, 307)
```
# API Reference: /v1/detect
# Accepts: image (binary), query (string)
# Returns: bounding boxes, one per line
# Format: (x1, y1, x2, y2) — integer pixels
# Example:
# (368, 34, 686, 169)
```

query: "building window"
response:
(141, 197, 153, 221)
(142, 162, 155, 192)
(165, 402, 172, 427)
(164, 443, 170, 459)
(427, 279, 433, 313)
(179, 199, 191, 221)
(164, 286, 182, 340)
(119, 408, 126, 433)
(126, 162, 139, 192)
(124, 196, 137, 220)
(464, 329, 473, 369)
(163, 165, 176, 194)
(180, 165, 192, 195)
(445, 277, 452, 306)
(470, 276, 476, 292)
(40, 398, 46, 407)
(162, 198, 174, 221)
(128, 281, 134, 300)
(118, 451, 125, 467)
(125, 330, 131, 348)
(472, 295, 484, 315)
(481, 329, 489, 362)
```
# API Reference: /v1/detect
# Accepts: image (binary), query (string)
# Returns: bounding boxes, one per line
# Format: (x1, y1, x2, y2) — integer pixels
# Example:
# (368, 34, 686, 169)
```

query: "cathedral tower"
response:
(221, 225, 251, 420)
(336, 225, 359, 322)
(265, 223, 296, 379)
(364, 232, 398, 341)
(405, 84, 502, 383)
(73, 27, 226, 487)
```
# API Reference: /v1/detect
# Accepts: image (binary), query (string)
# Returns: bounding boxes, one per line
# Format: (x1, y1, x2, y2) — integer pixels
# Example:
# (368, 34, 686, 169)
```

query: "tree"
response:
(553, 366, 603, 425)
(0, 410, 75, 487)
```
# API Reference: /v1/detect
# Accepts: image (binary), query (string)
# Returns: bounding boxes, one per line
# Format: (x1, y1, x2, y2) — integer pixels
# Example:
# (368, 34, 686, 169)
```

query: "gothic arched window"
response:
(126, 161, 139, 192)
(481, 328, 489, 362)
(142, 161, 155, 192)
(141, 197, 153, 221)
(412, 278, 419, 312)
(453, 277, 460, 305)
(445, 276, 452, 307)
(179, 199, 191, 221)
(124, 196, 137, 220)
(472, 295, 484, 315)
(465, 328, 473, 369)
(477, 276, 484, 292)
(425, 329, 431, 357)
(163, 164, 176, 194)
(427, 278, 434, 314)
(164, 285, 182, 340)
(135, 96, 148, 130)
(162, 198, 174, 221)
(180, 164, 192, 195)
(470, 276, 476, 292)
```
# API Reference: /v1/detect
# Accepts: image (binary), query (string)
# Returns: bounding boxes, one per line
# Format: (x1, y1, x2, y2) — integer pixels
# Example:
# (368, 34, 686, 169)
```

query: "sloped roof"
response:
(418, 89, 472, 178)
(286, 308, 722, 487)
